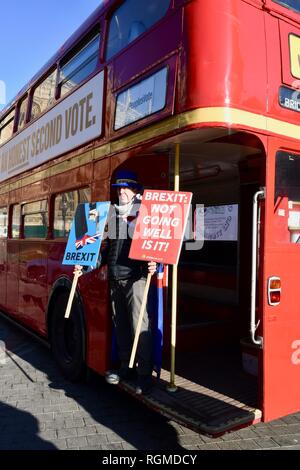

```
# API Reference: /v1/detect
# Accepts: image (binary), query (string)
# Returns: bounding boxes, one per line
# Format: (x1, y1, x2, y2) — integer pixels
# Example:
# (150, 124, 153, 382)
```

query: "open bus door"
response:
(261, 138, 300, 422)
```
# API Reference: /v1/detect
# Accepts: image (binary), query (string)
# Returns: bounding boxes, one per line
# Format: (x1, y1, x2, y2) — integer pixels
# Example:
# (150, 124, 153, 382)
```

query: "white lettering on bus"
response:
(3, 135, 31, 173)
(0, 71, 103, 183)
(291, 339, 300, 365)
(31, 115, 62, 158)
(284, 97, 300, 111)
(65, 92, 94, 139)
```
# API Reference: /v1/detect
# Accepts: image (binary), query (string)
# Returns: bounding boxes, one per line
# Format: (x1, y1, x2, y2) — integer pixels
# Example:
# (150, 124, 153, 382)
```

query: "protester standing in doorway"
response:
(105, 170, 156, 395)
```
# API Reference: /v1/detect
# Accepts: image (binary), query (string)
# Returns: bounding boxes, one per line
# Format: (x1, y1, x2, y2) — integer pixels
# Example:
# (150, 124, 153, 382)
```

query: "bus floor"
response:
(120, 345, 261, 436)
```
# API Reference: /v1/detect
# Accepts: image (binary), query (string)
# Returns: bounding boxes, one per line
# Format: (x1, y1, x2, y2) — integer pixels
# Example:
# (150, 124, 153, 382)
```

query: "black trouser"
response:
(110, 277, 153, 376)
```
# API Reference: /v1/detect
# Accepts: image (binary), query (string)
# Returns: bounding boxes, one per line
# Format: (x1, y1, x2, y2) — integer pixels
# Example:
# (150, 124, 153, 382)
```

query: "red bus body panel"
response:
(262, 137, 300, 421)
(182, 0, 267, 114)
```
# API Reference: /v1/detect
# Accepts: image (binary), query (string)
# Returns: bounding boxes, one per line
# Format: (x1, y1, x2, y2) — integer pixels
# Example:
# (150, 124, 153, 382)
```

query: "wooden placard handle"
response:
(129, 273, 152, 368)
(64, 270, 81, 319)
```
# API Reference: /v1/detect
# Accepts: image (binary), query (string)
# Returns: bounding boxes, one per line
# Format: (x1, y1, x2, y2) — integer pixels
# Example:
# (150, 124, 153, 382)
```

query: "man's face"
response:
(117, 186, 137, 205)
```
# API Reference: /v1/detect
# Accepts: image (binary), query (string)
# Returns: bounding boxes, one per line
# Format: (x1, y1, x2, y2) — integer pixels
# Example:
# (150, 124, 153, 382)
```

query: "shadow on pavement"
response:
(0, 316, 183, 450)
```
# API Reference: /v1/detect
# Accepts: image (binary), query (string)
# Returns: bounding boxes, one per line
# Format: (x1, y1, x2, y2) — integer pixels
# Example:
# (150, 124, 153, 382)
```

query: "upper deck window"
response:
(106, 0, 171, 60)
(17, 95, 28, 131)
(0, 109, 15, 146)
(31, 69, 57, 121)
(273, 1, 300, 13)
(59, 32, 100, 98)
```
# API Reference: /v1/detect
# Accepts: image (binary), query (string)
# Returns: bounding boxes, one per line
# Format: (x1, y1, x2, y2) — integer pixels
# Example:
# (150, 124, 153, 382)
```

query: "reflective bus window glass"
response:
(106, 0, 171, 60)
(31, 70, 57, 121)
(0, 109, 15, 146)
(54, 188, 91, 238)
(115, 67, 168, 130)
(23, 200, 48, 238)
(59, 33, 100, 98)
(12, 205, 20, 239)
(17, 96, 28, 130)
(275, 151, 300, 243)
(0, 207, 8, 238)
(275, 152, 300, 201)
(272, 1, 300, 13)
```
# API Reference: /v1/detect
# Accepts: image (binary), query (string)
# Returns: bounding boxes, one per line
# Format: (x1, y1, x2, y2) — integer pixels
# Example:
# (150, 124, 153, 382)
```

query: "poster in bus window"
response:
(62, 201, 110, 267)
(195, 204, 238, 241)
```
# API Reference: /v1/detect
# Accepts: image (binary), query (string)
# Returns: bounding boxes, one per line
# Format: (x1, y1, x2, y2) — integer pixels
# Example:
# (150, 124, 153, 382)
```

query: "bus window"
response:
(0, 109, 15, 146)
(272, 0, 300, 13)
(59, 32, 100, 98)
(31, 69, 57, 121)
(12, 205, 20, 239)
(114, 67, 168, 130)
(54, 188, 91, 238)
(17, 95, 28, 131)
(0, 207, 8, 238)
(106, 0, 171, 60)
(275, 151, 300, 243)
(22, 200, 48, 238)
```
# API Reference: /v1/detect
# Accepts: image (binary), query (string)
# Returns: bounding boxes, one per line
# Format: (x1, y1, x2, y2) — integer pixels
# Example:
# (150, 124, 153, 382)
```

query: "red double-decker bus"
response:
(1, 0, 300, 436)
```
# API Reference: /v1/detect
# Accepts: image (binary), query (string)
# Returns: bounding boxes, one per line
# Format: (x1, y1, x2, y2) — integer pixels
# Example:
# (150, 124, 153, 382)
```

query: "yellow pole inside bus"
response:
(168, 143, 180, 392)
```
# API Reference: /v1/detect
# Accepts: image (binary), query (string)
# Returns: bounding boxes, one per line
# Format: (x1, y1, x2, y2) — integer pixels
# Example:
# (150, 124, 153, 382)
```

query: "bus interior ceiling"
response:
(128, 129, 265, 433)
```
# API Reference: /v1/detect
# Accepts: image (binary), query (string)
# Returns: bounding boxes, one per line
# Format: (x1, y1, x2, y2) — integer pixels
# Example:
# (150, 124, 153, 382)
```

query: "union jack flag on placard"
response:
(75, 232, 102, 250)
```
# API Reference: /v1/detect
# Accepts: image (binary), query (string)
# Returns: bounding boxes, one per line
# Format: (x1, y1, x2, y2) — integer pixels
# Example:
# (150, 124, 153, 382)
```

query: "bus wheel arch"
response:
(47, 279, 87, 382)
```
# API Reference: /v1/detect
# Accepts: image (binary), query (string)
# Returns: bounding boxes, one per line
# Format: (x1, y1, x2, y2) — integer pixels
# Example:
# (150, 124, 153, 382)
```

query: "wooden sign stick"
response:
(64, 269, 81, 319)
(129, 272, 152, 368)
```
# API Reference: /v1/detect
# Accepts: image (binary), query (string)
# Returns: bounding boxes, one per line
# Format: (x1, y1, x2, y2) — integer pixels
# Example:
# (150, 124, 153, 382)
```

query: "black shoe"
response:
(135, 375, 153, 395)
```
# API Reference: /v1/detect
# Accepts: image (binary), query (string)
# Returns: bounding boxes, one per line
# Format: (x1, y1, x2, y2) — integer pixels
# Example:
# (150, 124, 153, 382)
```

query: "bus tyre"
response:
(50, 291, 86, 382)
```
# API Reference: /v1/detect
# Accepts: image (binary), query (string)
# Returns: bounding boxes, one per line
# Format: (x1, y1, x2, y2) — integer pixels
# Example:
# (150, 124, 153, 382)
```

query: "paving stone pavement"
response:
(1, 315, 300, 451)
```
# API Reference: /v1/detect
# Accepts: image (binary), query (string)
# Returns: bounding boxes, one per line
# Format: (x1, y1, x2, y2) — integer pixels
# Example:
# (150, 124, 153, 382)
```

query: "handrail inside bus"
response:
(250, 188, 265, 348)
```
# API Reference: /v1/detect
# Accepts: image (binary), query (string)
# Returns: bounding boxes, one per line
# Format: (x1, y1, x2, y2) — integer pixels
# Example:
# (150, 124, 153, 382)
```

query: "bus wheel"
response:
(50, 291, 86, 382)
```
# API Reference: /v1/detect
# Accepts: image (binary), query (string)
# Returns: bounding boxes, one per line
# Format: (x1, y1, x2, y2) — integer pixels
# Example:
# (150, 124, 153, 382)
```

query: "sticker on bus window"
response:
(194, 204, 238, 241)
(114, 67, 168, 130)
(62, 201, 110, 267)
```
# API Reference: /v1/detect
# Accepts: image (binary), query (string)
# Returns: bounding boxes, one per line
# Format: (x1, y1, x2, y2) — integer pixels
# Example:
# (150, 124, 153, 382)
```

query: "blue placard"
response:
(62, 201, 110, 267)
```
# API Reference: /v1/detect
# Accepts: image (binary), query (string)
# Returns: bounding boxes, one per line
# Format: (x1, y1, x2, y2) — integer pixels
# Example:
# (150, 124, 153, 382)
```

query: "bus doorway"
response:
(150, 130, 266, 434)
(109, 132, 266, 435)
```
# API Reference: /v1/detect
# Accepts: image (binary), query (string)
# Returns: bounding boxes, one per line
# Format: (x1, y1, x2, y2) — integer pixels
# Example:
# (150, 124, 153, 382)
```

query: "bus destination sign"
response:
(115, 67, 168, 130)
(279, 86, 300, 113)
